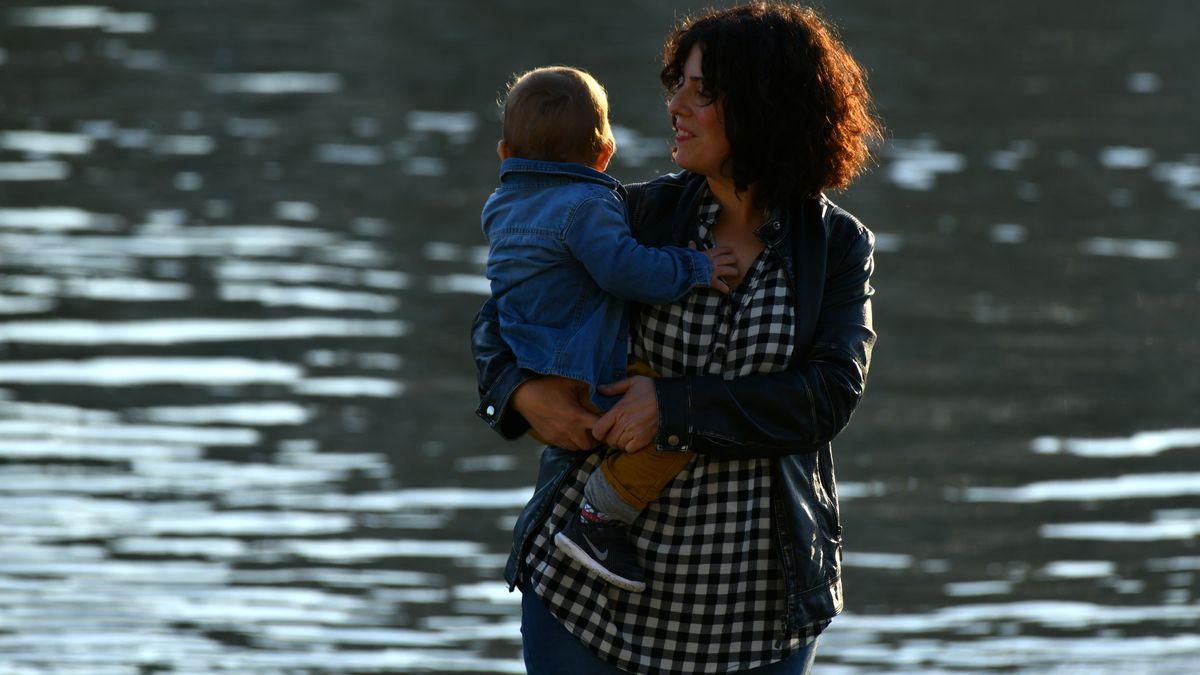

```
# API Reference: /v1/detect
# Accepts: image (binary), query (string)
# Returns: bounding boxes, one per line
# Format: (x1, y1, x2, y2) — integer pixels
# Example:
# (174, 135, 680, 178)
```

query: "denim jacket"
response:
(473, 170, 876, 633)
(482, 158, 711, 407)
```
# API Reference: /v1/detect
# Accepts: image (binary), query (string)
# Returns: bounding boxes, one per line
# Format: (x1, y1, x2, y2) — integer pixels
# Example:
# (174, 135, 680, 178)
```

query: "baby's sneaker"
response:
(555, 516, 647, 592)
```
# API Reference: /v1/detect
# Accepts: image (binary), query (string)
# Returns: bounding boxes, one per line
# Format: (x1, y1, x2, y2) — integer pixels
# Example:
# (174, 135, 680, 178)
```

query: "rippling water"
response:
(1, 2, 1197, 673)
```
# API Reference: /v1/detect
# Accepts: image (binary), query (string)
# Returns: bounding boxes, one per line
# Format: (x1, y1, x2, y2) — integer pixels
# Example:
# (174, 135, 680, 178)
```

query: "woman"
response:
(473, 4, 881, 673)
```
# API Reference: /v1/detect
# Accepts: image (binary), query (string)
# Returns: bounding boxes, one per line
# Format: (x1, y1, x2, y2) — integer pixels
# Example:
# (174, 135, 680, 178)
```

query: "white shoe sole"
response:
(554, 531, 647, 592)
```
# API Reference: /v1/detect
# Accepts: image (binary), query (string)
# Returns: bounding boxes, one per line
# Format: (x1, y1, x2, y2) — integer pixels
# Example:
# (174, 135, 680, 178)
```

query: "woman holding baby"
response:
(474, 3, 882, 673)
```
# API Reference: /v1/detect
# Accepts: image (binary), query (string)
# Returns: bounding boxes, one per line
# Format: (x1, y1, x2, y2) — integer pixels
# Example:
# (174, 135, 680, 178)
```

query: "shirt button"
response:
(773, 222, 781, 230)
(485, 405, 495, 416)
(667, 434, 681, 447)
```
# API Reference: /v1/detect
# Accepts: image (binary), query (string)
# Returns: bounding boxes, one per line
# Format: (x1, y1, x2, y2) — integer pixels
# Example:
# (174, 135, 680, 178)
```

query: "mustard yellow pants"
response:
(530, 361, 692, 522)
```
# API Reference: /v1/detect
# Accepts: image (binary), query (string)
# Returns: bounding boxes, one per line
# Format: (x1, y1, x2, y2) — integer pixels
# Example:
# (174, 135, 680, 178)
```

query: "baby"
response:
(481, 66, 734, 591)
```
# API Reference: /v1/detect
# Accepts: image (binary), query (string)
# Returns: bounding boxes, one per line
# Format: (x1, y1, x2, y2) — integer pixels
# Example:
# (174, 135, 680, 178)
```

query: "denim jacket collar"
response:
(499, 157, 623, 193)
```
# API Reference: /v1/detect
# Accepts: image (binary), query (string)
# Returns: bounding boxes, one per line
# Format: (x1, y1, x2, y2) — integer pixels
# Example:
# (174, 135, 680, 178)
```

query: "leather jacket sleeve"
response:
(654, 224, 876, 459)
(472, 295, 538, 439)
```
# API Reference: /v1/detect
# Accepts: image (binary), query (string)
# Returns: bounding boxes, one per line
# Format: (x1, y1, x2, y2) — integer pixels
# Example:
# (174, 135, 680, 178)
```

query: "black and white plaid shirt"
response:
(523, 189, 826, 673)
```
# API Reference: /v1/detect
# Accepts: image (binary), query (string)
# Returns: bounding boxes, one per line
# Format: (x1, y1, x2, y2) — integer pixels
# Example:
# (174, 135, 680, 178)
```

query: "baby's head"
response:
(498, 66, 615, 171)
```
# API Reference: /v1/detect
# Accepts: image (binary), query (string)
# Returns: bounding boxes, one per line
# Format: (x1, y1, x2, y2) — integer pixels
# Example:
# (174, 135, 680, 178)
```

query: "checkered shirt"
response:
(523, 189, 826, 673)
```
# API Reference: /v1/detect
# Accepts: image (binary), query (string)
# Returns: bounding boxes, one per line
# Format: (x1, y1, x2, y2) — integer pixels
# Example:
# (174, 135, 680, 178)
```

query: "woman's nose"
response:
(667, 89, 685, 116)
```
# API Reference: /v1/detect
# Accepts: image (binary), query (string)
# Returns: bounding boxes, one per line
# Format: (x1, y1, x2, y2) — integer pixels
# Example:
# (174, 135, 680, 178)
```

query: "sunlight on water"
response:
(943, 580, 1014, 597)
(8, 6, 155, 33)
(884, 138, 967, 190)
(0, 295, 56, 313)
(0, 207, 118, 230)
(964, 472, 1200, 502)
(2, 275, 192, 301)
(1032, 428, 1200, 457)
(0, 130, 94, 154)
(1099, 146, 1154, 169)
(424, 241, 490, 265)
(843, 551, 914, 570)
(219, 487, 535, 512)
(1126, 71, 1162, 93)
(0, 440, 203, 461)
(1040, 561, 1116, 578)
(294, 377, 404, 398)
(0, 419, 257, 445)
(132, 402, 311, 426)
(316, 143, 386, 165)
(405, 155, 449, 177)
(153, 134, 215, 155)
(206, 73, 343, 94)
(406, 111, 479, 145)
(0, 357, 303, 385)
(219, 284, 399, 312)
(1080, 236, 1178, 259)
(0, 318, 407, 345)
(824, 633, 1200, 674)
(429, 274, 491, 295)
(216, 260, 411, 289)
(612, 124, 669, 167)
(1152, 161, 1200, 208)
(989, 223, 1027, 244)
(1041, 512, 1200, 541)
(0, 161, 71, 181)
(841, 601, 1200, 633)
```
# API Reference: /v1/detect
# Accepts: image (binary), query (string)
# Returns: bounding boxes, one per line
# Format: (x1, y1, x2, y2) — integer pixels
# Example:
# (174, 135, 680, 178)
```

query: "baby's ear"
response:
(593, 136, 616, 172)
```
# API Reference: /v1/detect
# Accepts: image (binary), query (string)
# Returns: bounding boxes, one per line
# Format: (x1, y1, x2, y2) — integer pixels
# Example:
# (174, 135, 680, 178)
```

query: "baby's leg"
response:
(584, 357, 683, 522)
(552, 360, 680, 592)
(585, 446, 693, 523)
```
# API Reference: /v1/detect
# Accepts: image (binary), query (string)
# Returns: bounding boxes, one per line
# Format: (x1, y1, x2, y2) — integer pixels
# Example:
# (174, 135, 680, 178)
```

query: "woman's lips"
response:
(675, 129, 695, 142)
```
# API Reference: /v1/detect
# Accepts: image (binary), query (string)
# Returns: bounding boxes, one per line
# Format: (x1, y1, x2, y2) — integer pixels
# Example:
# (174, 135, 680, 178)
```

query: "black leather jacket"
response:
(472, 170, 876, 632)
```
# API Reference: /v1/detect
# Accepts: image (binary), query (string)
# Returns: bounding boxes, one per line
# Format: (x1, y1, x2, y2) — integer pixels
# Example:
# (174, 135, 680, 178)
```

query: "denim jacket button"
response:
(667, 434, 681, 447)
(485, 405, 496, 417)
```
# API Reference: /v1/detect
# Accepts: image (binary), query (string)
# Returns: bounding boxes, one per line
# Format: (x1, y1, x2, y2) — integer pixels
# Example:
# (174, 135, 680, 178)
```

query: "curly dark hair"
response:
(661, 3, 883, 207)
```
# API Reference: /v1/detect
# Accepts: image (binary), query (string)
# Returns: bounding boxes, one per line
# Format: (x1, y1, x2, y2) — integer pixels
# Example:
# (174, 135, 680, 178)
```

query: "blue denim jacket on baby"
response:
(481, 158, 712, 409)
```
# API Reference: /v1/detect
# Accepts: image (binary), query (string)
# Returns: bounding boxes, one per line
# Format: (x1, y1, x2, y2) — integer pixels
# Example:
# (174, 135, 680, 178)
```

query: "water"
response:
(0, 1, 1197, 673)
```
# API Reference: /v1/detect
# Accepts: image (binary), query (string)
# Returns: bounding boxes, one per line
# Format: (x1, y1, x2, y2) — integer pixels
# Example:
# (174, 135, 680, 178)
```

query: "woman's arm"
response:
(472, 297, 600, 450)
(595, 221, 876, 459)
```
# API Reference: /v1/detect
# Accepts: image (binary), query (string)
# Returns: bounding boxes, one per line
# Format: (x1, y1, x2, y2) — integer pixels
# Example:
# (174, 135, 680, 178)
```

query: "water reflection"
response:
(1, 0, 1196, 673)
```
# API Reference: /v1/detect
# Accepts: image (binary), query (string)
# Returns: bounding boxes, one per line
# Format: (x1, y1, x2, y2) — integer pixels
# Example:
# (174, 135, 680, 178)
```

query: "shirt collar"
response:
(694, 185, 782, 245)
(498, 157, 620, 189)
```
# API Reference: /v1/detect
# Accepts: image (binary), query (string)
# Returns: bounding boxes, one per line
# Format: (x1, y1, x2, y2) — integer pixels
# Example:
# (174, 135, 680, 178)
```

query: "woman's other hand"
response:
(511, 376, 600, 451)
(594, 376, 658, 452)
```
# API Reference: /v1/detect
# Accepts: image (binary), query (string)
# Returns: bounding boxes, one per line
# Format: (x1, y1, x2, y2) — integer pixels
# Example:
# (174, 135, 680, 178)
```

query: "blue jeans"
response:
(521, 591, 819, 674)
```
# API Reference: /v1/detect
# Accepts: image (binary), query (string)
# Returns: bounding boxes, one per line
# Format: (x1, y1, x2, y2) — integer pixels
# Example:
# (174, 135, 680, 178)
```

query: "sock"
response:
(579, 500, 611, 524)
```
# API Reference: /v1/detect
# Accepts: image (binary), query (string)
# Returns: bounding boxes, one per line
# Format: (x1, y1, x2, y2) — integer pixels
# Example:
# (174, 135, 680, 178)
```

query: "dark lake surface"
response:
(0, 1, 1197, 673)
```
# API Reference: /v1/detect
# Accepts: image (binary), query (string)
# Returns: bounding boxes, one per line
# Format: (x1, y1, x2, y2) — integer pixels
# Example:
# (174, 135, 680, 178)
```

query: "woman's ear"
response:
(497, 139, 512, 160)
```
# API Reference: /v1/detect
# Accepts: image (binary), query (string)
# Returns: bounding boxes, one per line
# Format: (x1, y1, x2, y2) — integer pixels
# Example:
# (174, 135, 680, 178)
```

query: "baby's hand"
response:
(694, 242, 736, 295)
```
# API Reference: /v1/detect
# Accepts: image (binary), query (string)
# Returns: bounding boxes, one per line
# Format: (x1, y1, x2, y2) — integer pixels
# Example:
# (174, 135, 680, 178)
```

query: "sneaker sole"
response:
(554, 532, 647, 592)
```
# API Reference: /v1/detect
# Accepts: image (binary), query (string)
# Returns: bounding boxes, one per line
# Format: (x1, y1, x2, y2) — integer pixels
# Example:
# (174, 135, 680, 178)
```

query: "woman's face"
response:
(667, 45, 730, 178)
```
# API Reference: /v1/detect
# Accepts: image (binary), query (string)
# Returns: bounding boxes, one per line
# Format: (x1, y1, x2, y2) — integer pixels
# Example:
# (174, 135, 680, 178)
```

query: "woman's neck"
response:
(705, 175, 763, 232)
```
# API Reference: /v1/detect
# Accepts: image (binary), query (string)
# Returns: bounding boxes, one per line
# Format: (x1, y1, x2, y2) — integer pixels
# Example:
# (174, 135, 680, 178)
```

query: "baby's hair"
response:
(500, 66, 612, 165)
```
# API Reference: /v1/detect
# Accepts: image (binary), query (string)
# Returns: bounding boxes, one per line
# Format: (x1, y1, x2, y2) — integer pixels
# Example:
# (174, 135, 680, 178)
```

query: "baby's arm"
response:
(565, 194, 735, 303)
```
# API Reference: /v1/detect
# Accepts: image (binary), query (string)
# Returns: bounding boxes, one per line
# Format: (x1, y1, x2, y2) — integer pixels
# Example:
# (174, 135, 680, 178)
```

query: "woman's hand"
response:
(594, 376, 658, 452)
(510, 376, 600, 451)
